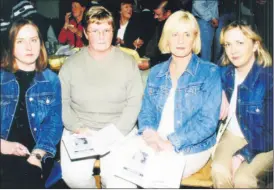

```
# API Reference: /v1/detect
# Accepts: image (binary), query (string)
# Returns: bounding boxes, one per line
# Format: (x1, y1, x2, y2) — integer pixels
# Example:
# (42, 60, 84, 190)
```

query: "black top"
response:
(7, 70, 36, 151)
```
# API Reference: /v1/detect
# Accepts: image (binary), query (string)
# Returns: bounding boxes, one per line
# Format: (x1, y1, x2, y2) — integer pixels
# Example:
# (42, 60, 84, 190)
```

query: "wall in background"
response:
(36, 0, 59, 18)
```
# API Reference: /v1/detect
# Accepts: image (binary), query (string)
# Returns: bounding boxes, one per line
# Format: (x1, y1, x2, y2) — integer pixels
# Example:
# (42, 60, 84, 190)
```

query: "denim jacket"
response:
(221, 62, 273, 163)
(138, 54, 222, 154)
(0, 69, 63, 160)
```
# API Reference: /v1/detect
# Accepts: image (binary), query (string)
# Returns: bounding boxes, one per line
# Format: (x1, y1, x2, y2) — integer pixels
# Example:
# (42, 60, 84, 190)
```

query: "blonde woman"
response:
(137, 10, 222, 185)
(211, 20, 273, 188)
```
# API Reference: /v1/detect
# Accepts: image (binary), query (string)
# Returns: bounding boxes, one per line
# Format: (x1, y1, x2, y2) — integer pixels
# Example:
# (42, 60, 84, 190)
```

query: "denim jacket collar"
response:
(1, 69, 48, 84)
(225, 61, 262, 91)
(156, 54, 199, 78)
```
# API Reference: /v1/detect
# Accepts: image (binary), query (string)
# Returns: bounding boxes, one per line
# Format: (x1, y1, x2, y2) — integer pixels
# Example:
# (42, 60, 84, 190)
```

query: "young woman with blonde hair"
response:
(212, 20, 273, 188)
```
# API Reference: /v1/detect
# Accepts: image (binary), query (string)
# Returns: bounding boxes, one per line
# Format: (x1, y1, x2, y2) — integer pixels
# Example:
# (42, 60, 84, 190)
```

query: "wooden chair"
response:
(180, 159, 213, 188)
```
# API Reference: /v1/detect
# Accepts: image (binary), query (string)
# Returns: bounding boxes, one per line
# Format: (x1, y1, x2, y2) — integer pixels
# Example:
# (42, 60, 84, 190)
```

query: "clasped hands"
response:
(0, 139, 42, 169)
(142, 128, 173, 152)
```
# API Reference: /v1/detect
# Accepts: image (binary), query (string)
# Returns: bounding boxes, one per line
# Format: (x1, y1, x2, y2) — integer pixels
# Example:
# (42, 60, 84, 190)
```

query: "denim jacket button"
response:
(31, 113, 35, 117)
(177, 120, 181, 124)
(46, 99, 50, 104)
(29, 97, 33, 102)
(255, 108, 260, 113)
(34, 128, 37, 131)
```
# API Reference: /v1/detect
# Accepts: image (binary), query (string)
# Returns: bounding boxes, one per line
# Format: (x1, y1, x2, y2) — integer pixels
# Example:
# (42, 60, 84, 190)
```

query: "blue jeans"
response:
(197, 18, 215, 62)
(213, 13, 236, 64)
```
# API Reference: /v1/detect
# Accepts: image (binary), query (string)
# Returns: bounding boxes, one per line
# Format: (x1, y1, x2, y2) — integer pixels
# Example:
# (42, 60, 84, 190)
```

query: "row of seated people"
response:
(0, 5, 273, 189)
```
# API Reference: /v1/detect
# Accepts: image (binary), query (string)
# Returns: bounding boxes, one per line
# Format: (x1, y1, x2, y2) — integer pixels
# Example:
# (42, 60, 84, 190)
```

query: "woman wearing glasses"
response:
(59, 6, 143, 188)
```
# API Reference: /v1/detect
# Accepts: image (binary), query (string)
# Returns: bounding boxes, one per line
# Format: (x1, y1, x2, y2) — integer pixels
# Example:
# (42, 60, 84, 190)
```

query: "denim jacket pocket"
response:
(246, 104, 264, 126)
(184, 85, 202, 95)
(183, 83, 204, 109)
(0, 99, 11, 106)
(36, 93, 56, 105)
(246, 104, 263, 114)
(31, 93, 56, 122)
(148, 86, 169, 110)
(0, 96, 16, 117)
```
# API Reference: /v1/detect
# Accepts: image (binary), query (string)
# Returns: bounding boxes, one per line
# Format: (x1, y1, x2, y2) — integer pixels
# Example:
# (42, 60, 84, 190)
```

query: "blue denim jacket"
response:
(138, 54, 222, 154)
(221, 62, 273, 163)
(0, 69, 63, 160)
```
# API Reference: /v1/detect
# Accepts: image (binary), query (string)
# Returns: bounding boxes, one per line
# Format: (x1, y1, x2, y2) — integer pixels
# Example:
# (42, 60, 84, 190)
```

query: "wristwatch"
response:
(30, 152, 43, 161)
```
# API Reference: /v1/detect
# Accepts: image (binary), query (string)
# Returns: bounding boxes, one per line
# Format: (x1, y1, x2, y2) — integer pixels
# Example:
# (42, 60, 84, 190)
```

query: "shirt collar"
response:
(156, 54, 200, 78)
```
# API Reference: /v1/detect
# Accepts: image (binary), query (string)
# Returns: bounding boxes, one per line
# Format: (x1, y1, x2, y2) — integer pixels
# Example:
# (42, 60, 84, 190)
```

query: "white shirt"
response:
(157, 88, 176, 140)
(227, 69, 245, 138)
(117, 22, 129, 40)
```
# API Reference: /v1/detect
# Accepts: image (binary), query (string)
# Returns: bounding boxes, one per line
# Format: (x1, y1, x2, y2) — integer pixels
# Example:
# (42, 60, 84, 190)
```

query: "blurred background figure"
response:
(138, 0, 178, 70)
(137, 0, 157, 57)
(192, 0, 219, 62)
(58, 0, 87, 47)
(0, 0, 58, 54)
(113, 0, 143, 53)
(213, 0, 236, 64)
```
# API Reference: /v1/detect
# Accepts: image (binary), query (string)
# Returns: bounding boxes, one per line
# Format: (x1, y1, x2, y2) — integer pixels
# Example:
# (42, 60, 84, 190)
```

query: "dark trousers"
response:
(0, 154, 54, 189)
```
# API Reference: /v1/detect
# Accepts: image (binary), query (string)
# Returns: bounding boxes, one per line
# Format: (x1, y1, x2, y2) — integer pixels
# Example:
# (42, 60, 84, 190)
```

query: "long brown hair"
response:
(1, 19, 48, 72)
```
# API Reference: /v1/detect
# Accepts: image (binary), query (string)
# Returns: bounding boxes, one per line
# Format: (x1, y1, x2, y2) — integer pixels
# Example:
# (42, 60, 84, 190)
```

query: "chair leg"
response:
(93, 156, 101, 188)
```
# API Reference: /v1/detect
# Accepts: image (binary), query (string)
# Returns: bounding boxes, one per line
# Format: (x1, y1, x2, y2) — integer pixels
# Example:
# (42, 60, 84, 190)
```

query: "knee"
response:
(234, 172, 257, 188)
(62, 172, 96, 188)
(211, 162, 232, 188)
(62, 165, 95, 188)
(102, 176, 137, 188)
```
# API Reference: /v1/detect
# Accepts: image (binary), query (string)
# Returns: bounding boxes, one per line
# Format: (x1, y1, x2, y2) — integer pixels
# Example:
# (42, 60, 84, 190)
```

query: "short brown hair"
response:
(1, 18, 48, 72)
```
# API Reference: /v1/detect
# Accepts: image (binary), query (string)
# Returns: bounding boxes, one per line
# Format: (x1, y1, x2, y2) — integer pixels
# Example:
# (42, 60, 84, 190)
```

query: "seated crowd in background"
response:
(0, 0, 273, 189)
(58, 0, 87, 48)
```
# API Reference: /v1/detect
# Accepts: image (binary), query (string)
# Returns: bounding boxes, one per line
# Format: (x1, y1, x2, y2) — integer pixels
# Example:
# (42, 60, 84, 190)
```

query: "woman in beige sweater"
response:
(58, 6, 143, 188)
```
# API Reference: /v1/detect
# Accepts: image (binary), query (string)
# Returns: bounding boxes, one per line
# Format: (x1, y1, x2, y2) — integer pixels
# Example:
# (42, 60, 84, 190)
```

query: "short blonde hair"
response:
(83, 6, 115, 31)
(158, 10, 201, 54)
(220, 20, 272, 67)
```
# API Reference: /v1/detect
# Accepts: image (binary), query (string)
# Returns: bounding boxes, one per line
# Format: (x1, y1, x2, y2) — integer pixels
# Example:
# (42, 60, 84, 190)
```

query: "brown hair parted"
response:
(1, 18, 48, 72)
(220, 20, 272, 67)
(83, 6, 115, 31)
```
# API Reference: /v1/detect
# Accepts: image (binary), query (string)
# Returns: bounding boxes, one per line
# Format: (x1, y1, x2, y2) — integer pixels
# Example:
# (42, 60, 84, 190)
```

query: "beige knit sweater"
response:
(59, 46, 143, 135)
